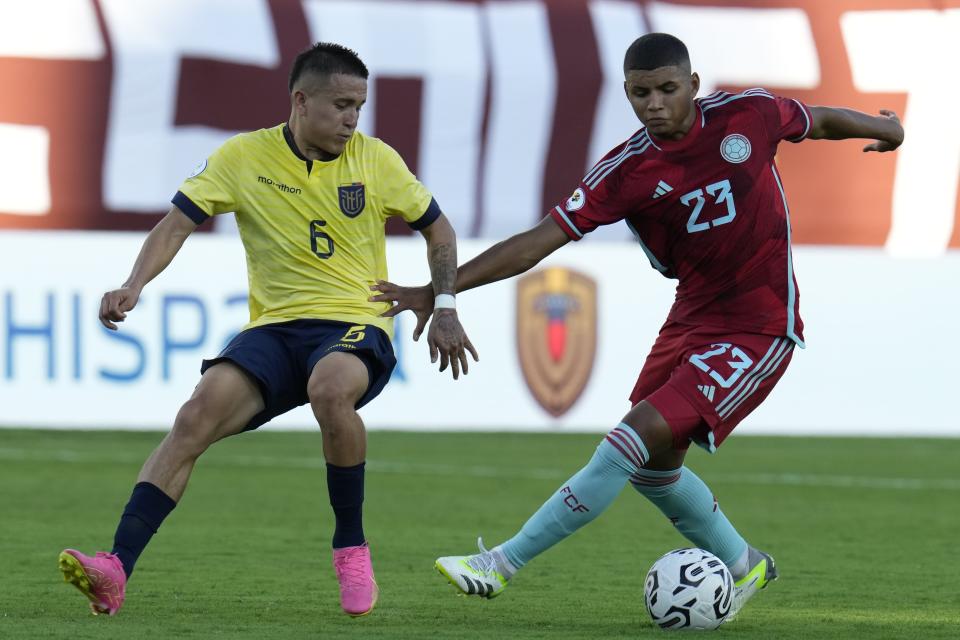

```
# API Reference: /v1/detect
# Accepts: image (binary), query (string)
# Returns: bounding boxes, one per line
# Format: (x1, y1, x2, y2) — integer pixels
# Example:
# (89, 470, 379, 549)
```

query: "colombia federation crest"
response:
(516, 267, 597, 418)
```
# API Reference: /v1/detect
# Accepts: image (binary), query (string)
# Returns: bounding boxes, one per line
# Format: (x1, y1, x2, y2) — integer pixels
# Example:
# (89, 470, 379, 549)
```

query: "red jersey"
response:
(550, 89, 811, 346)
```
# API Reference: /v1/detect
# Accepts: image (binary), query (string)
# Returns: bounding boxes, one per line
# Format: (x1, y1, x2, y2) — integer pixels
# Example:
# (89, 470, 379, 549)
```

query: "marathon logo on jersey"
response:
(338, 183, 365, 218)
(257, 175, 302, 195)
(720, 134, 752, 164)
(516, 267, 597, 418)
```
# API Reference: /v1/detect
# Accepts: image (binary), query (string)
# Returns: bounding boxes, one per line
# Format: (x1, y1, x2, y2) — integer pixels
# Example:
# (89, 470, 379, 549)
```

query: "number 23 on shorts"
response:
(688, 343, 753, 389)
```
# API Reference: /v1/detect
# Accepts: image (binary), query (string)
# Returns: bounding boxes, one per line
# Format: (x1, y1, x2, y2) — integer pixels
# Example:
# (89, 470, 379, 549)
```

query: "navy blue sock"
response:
(111, 482, 176, 578)
(327, 462, 366, 548)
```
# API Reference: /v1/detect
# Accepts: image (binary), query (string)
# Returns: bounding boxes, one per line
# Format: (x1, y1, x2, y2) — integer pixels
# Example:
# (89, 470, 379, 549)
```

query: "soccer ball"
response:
(644, 548, 733, 631)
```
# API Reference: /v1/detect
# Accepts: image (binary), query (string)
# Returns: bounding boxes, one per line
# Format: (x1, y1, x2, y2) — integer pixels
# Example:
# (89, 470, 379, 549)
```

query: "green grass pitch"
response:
(1, 429, 958, 639)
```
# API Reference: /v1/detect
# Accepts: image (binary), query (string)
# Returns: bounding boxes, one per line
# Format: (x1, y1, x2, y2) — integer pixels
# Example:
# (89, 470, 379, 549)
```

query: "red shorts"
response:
(630, 321, 796, 452)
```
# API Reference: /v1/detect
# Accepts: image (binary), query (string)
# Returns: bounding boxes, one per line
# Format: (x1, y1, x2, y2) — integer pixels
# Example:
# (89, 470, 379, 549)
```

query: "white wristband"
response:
(434, 293, 456, 310)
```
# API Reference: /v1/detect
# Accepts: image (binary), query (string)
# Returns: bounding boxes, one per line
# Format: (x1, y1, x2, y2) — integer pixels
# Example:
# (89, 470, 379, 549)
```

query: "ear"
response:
(293, 89, 308, 115)
(690, 72, 700, 98)
(623, 80, 629, 99)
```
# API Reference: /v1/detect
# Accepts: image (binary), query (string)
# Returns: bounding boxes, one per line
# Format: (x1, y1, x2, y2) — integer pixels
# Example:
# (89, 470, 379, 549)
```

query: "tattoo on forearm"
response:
(429, 242, 457, 294)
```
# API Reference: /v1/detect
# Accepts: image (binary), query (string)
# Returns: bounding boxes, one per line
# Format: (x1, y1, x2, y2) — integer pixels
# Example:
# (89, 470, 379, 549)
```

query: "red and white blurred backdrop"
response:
(1, 1, 957, 435)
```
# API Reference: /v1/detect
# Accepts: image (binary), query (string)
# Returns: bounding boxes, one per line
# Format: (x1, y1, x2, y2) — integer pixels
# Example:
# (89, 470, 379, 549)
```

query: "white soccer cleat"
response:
(435, 538, 509, 599)
(726, 548, 778, 622)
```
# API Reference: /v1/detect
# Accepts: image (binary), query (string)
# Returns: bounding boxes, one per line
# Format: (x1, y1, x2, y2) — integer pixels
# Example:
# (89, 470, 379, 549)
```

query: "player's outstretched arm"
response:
(807, 106, 904, 153)
(456, 215, 571, 293)
(370, 214, 570, 333)
(99, 206, 198, 330)
(417, 213, 479, 380)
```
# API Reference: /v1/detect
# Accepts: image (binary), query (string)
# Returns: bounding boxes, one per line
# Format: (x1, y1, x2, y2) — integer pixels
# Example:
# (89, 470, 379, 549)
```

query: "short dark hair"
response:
(288, 42, 369, 93)
(623, 33, 690, 73)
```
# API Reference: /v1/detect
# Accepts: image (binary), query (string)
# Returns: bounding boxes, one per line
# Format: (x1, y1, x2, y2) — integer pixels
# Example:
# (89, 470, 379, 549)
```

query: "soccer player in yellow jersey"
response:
(57, 43, 476, 618)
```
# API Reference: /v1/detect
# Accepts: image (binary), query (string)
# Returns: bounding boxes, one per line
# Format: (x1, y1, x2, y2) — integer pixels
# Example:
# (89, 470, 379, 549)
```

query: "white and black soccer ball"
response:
(644, 548, 733, 631)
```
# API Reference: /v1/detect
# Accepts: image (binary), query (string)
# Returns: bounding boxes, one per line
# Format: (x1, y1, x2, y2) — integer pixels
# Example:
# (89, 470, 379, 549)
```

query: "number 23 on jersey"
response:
(679, 178, 736, 234)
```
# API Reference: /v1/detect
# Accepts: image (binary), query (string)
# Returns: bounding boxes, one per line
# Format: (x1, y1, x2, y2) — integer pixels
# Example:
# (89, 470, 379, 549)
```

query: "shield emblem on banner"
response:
(338, 183, 365, 217)
(516, 267, 597, 418)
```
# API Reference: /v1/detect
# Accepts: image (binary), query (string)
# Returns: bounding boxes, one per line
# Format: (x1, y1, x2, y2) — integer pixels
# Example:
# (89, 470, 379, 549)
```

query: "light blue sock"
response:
(631, 466, 747, 568)
(500, 424, 649, 569)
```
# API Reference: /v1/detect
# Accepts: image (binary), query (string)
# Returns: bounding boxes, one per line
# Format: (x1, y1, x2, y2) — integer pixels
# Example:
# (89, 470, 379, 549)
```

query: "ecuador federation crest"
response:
(516, 267, 597, 418)
(338, 183, 365, 217)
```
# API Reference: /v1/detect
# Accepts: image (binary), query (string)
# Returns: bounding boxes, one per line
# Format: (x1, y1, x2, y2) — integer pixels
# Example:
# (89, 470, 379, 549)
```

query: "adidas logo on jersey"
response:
(652, 180, 674, 199)
(697, 384, 716, 402)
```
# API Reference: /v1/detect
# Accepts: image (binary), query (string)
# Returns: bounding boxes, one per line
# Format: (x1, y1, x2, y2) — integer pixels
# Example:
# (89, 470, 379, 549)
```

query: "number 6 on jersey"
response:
(310, 219, 334, 258)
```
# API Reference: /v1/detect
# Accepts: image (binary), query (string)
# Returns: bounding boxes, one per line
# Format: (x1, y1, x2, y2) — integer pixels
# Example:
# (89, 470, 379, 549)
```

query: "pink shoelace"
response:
(334, 547, 371, 589)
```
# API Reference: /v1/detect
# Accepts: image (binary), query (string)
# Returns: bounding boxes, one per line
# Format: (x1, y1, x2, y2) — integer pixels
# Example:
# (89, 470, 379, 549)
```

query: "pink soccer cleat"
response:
(332, 543, 378, 617)
(58, 549, 126, 616)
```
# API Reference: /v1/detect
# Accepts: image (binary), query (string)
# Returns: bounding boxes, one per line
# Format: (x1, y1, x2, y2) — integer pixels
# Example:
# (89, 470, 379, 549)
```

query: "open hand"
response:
(99, 287, 141, 330)
(427, 309, 479, 380)
(369, 280, 434, 340)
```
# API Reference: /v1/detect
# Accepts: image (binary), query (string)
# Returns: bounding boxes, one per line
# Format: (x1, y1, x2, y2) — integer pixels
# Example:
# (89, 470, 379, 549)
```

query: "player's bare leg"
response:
(308, 352, 369, 467)
(59, 363, 264, 615)
(139, 362, 265, 500)
(619, 400, 676, 455)
(308, 352, 378, 617)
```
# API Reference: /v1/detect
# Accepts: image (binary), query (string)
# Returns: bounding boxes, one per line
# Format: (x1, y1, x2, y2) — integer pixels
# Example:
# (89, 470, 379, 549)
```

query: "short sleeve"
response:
(549, 165, 632, 241)
(173, 136, 242, 223)
(377, 142, 436, 228)
(766, 95, 813, 144)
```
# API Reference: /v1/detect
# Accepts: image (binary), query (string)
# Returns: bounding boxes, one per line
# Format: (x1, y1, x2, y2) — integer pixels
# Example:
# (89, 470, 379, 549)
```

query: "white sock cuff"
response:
(491, 544, 518, 578)
(728, 545, 751, 579)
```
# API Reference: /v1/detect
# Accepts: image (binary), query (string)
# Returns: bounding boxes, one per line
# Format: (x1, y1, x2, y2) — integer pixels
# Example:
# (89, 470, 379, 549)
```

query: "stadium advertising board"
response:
(1, 0, 958, 257)
(1, 233, 957, 436)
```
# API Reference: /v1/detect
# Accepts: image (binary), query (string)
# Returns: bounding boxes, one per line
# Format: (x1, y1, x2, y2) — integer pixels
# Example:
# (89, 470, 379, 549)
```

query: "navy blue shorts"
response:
(200, 319, 396, 431)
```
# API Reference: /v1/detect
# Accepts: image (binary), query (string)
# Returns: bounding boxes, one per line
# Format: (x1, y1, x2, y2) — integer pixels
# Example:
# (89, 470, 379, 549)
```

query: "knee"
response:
(622, 402, 675, 457)
(308, 376, 359, 423)
(169, 399, 220, 458)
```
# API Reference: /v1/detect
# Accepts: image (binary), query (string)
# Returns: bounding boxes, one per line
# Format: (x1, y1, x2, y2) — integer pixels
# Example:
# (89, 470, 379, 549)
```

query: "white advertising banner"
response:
(0, 231, 957, 436)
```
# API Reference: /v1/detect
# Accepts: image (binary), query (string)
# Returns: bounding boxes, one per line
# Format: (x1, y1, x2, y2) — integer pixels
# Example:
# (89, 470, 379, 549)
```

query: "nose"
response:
(344, 108, 359, 129)
(647, 93, 665, 112)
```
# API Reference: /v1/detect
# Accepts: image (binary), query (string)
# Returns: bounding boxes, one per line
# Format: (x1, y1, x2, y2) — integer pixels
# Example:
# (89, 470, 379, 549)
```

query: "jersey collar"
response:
(283, 123, 313, 176)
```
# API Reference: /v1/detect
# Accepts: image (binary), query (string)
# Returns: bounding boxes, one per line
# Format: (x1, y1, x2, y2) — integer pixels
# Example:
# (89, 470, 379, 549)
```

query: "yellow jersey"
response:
(173, 124, 438, 336)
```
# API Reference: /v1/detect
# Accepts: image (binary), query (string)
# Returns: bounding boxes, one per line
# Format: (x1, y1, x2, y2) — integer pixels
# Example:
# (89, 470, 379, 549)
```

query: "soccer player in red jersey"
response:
(372, 33, 903, 618)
